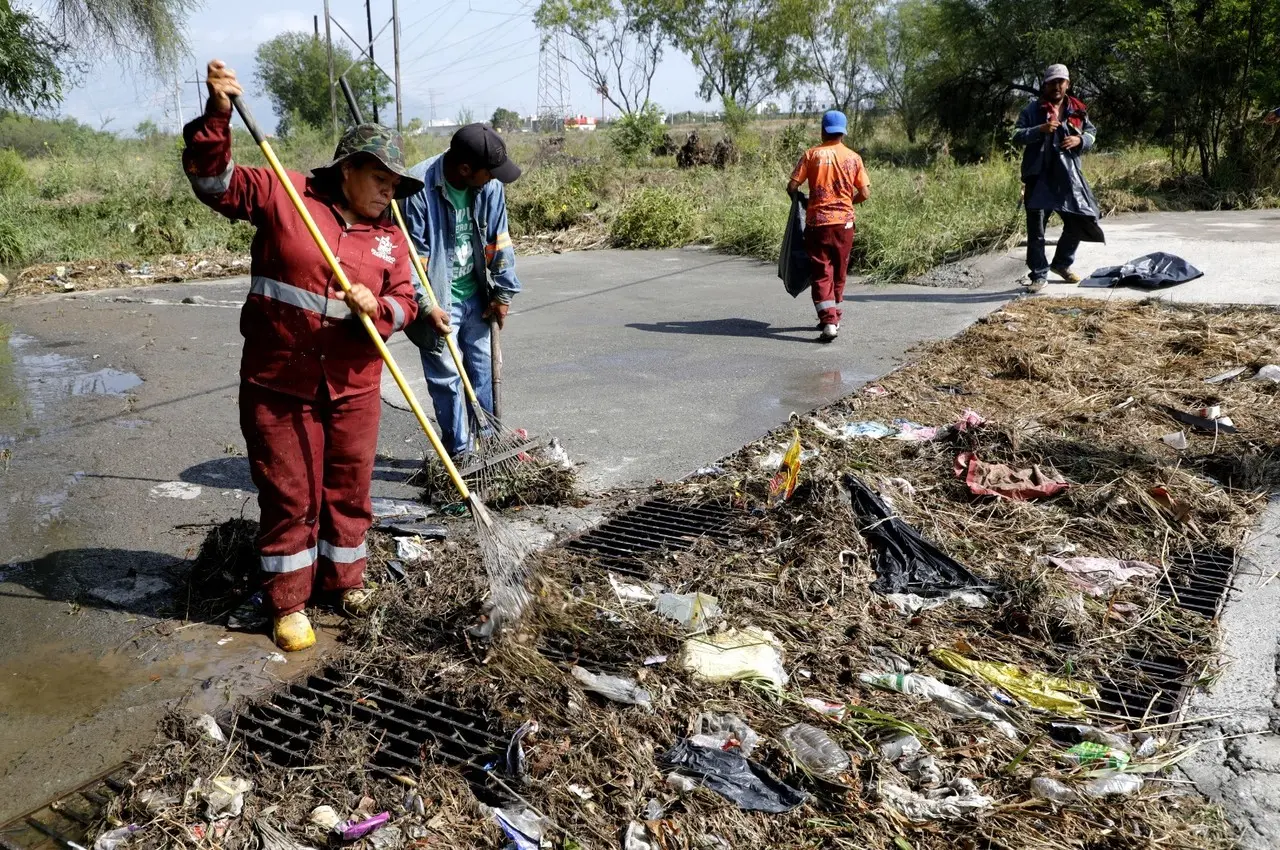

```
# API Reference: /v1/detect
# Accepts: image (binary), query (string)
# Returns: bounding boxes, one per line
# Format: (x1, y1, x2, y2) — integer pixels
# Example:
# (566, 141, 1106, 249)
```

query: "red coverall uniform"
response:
(182, 110, 418, 616)
(790, 141, 871, 326)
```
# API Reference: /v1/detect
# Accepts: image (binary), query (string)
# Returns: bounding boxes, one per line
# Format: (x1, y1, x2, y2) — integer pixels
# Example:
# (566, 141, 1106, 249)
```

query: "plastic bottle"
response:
(1083, 772, 1142, 797)
(1030, 776, 1076, 804)
(780, 723, 850, 777)
(1060, 741, 1130, 770)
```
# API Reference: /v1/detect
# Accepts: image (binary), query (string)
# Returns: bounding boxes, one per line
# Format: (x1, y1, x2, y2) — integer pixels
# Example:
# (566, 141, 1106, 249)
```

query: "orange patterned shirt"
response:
(790, 141, 870, 227)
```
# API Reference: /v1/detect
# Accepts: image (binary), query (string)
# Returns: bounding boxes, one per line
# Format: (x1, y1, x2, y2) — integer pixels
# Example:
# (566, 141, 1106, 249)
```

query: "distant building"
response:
(565, 115, 597, 132)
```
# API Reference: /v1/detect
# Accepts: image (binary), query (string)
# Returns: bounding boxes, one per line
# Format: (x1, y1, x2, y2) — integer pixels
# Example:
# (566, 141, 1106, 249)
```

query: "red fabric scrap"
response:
(954, 452, 1070, 500)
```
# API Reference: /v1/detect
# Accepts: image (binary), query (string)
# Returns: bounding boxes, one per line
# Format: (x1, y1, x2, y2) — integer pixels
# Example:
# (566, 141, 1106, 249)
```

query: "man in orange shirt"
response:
(786, 110, 871, 341)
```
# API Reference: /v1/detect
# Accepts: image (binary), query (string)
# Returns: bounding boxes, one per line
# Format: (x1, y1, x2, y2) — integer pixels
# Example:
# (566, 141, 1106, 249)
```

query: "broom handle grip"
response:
(490, 319, 503, 421)
(228, 94, 474, 504)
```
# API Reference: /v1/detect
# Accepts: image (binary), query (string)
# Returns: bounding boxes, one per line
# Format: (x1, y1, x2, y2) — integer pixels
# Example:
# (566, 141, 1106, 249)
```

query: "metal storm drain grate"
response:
(0, 768, 132, 850)
(236, 667, 506, 778)
(565, 498, 737, 577)
(1092, 650, 1195, 722)
(1159, 548, 1237, 619)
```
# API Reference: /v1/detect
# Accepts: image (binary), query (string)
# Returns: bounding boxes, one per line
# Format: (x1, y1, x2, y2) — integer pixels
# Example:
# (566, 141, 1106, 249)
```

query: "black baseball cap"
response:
(450, 123, 521, 183)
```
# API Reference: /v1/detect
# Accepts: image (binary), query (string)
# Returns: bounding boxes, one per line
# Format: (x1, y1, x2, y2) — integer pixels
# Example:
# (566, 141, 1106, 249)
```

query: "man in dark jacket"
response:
(1013, 64, 1101, 292)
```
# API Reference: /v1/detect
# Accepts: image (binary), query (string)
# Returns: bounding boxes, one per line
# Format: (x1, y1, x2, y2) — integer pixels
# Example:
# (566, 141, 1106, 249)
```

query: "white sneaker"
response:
(820, 323, 839, 341)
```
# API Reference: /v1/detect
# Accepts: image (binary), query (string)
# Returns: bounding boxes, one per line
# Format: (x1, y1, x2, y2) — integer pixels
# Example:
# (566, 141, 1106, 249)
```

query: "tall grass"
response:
(1, 116, 1275, 280)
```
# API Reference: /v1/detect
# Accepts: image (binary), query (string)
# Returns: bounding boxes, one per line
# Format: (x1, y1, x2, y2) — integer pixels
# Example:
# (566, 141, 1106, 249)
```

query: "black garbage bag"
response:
(777, 191, 810, 298)
(660, 739, 808, 813)
(844, 473, 995, 597)
(1081, 252, 1203, 289)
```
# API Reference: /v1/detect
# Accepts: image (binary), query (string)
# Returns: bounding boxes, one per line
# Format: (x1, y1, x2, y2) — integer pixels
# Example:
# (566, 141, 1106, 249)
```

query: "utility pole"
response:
(314, 15, 319, 39)
(365, 0, 379, 124)
(391, 0, 402, 132)
(172, 78, 184, 134)
(324, 0, 337, 135)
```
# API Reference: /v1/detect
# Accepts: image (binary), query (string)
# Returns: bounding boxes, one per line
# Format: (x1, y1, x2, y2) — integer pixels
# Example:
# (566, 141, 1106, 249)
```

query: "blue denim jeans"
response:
(419, 293, 494, 457)
(1025, 207, 1080, 281)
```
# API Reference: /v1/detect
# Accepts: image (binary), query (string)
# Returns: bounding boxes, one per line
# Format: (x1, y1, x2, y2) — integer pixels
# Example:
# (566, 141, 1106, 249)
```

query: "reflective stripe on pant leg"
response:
(318, 539, 368, 563)
(316, 387, 379, 594)
(261, 547, 319, 573)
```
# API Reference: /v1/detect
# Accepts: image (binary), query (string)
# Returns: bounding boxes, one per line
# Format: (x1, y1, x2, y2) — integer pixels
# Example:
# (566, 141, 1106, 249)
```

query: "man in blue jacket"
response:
(402, 124, 522, 460)
(1012, 64, 1101, 293)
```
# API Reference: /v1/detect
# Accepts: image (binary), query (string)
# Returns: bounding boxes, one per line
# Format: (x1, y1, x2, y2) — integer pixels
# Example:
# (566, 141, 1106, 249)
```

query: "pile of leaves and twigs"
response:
(104, 298, 1280, 849)
(417, 440, 582, 510)
(6, 250, 250, 297)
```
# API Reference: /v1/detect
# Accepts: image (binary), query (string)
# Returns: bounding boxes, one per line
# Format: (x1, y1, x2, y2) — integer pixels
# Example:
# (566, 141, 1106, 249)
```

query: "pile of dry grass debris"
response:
(104, 298, 1279, 849)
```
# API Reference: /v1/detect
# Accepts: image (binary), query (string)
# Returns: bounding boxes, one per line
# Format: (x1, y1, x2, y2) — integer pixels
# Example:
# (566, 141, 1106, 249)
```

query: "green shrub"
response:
(507, 167, 596, 233)
(611, 103, 666, 163)
(775, 123, 814, 163)
(39, 161, 75, 200)
(0, 149, 26, 191)
(0, 217, 26, 265)
(610, 187, 696, 248)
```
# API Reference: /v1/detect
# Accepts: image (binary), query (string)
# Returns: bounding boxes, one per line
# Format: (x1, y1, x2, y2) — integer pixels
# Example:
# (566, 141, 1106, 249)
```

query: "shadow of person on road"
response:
(0, 546, 191, 620)
(626, 318, 826, 343)
(181, 457, 257, 491)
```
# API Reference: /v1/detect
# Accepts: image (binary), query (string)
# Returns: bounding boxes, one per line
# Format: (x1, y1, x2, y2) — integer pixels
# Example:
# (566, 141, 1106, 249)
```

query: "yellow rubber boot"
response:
(272, 611, 316, 652)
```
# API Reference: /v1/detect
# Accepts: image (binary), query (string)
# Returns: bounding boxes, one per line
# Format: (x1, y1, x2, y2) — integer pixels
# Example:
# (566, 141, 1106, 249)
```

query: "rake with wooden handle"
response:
(230, 93, 531, 633)
(337, 78, 540, 498)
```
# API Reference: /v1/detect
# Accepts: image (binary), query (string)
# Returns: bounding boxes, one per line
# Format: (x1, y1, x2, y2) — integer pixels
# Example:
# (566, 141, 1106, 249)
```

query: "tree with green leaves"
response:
(491, 107, 522, 132)
(535, 0, 664, 116)
(788, 0, 877, 129)
(868, 0, 935, 144)
(1, 0, 193, 111)
(638, 0, 804, 112)
(255, 32, 391, 136)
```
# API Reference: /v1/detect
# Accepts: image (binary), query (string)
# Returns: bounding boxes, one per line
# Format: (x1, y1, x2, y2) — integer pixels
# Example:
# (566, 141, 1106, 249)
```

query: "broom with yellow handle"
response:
(229, 94, 531, 634)
(336, 78, 540, 495)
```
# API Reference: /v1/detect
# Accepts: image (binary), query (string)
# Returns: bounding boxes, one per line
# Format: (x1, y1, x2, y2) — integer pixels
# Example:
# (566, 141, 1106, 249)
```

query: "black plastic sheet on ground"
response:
(660, 740, 808, 813)
(1081, 252, 1203, 289)
(844, 473, 996, 597)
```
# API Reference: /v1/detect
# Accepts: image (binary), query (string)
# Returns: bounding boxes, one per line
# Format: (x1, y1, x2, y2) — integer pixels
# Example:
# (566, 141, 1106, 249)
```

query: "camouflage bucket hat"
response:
(313, 123, 424, 199)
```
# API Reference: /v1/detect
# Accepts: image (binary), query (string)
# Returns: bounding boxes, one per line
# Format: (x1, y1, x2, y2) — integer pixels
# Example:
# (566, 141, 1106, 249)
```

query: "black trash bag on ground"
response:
(777, 191, 810, 298)
(1081, 252, 1204, 289)
(660, 740, 808, 813)
(844, 473, 995, 596)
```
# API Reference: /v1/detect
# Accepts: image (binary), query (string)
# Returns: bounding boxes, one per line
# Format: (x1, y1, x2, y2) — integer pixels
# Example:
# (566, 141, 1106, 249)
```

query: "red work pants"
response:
(805, 221, 856, 326)
(240, 381, 380, 617)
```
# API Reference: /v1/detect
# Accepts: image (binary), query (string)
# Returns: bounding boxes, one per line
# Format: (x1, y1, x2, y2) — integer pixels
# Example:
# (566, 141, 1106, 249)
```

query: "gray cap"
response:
(1043, 64, 1070, 83)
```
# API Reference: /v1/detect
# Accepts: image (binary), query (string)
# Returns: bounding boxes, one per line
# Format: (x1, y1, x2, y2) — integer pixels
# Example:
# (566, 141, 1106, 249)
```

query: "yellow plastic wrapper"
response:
(930, 648, 1099, 718)
(769, 430, 803, 505)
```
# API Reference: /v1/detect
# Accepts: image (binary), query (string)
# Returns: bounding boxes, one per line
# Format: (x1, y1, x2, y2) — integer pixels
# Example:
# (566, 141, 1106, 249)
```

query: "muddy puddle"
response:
(4, 332, 141, 422)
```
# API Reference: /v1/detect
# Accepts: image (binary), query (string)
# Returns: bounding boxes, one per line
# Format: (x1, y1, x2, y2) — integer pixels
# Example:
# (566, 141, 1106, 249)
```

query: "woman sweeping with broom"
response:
(182, 60, 420, 651)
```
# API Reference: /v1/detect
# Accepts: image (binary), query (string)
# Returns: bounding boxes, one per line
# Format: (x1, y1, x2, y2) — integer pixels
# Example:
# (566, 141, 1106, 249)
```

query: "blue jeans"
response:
(419, 293, 494, 457)
(1026, 207, 1080, 281)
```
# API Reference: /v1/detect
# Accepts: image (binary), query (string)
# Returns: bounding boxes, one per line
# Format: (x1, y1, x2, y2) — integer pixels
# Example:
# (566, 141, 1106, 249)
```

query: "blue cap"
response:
(822, 110, 847, 135)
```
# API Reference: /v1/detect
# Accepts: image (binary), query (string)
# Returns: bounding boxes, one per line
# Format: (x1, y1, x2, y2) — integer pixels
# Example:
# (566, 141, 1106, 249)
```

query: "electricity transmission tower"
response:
(536, 29, 571, 132)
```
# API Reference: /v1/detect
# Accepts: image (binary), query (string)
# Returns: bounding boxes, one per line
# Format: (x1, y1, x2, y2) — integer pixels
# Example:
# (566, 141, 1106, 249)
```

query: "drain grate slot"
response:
(0, 767, 133, 850)
(235, 668, 504, 776)
(1159, 548, 1236, 619)
(567, 498, 736, 576)
(1092, 652, 1194, 722)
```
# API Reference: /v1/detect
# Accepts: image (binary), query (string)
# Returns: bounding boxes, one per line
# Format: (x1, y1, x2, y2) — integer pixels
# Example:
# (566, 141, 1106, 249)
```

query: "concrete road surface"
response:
(1, 209, 1276, 824)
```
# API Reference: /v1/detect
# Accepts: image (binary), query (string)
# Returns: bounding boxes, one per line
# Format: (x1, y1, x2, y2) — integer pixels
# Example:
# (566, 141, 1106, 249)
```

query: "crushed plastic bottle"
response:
(879, 734, 922, 762)
(780, 723, 850, 777)
(1083, 772, 1142, 797)
(1133, 732, 1159, 758)
(570, 666, 653, 711)
(1030, 776, 1076, 804)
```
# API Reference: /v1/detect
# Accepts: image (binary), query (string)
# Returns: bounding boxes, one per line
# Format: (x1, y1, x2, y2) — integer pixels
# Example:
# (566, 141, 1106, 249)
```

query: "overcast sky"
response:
(50, 0, 714, 135)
